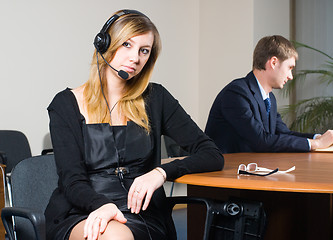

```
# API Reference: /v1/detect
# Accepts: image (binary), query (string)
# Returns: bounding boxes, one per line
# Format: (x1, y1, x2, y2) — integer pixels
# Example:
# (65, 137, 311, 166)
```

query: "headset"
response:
(93, 10, 154, 239)
(93, 9, 147, 54)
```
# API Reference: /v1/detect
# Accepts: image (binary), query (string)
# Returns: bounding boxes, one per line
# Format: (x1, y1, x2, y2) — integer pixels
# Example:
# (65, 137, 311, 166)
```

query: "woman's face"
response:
(110, 31, 154, 80)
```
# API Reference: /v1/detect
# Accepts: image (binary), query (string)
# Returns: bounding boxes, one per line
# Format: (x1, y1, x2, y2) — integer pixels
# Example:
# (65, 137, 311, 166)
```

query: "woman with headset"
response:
(45, 9, 224, 240)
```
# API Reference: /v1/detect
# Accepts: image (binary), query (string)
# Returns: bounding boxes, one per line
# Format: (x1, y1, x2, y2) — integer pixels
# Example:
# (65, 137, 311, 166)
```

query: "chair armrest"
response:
(167, 196, 239, 216)
(167, 196, 214, 208)
(168, 196, 267, 240)
(41, 149, 53, 155)
(0, 151, 7, 165)
(167, 196, 239, 240)
(1, 207, 46, 240)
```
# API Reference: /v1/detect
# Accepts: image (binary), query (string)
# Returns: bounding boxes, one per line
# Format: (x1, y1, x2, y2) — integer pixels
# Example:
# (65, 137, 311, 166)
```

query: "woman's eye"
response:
(122, 42, 130, 48)
(141, 48, 150, 54)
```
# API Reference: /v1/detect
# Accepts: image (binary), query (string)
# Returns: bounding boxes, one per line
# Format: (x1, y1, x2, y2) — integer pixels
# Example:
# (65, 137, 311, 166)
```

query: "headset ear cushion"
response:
(94, 32, 111, 54)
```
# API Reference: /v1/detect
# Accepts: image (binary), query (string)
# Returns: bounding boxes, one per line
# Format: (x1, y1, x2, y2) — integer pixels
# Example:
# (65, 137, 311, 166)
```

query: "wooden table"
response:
(175, 152, 333, 240)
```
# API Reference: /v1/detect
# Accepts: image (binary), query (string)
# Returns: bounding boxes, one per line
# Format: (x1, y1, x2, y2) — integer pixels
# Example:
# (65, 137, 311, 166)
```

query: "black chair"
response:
(41, 149, 53, 155)
(1, 155, 57, 240)
(0, 130, 32, 208)
(1, 155, 257, 240)
(0, 130, 32, 175)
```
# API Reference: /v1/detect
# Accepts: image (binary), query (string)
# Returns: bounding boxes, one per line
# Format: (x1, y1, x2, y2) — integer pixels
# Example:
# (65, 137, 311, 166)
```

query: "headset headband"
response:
(94, 9, 147, 54)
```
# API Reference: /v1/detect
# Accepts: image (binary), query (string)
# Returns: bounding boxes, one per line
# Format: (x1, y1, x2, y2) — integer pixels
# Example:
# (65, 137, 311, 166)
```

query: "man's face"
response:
(270, 57, 296, 89)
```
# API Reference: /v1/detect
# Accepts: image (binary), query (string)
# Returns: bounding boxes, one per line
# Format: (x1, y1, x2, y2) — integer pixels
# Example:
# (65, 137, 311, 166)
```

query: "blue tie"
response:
(264, 98, 271, 118)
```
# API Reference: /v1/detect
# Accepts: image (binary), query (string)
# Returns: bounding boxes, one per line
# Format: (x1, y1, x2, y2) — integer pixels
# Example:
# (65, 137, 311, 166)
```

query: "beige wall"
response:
(198, 0, 291, 128)
(254, 0, 291, 108)
(198, 0, 254, 128)
(0, 0, 290, 155)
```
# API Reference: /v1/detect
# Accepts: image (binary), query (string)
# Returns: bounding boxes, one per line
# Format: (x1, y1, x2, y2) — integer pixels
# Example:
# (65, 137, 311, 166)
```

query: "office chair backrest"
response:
(0, 130, 32, 173)
(10, 154, 58, 239)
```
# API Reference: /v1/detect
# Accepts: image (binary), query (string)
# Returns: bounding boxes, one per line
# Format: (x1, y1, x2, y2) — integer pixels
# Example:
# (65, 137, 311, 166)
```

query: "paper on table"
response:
(314, 145, 333, 152)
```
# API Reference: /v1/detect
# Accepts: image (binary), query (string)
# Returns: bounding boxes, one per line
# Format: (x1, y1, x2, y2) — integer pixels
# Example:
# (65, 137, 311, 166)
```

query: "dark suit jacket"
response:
(205, 71, 314, 153)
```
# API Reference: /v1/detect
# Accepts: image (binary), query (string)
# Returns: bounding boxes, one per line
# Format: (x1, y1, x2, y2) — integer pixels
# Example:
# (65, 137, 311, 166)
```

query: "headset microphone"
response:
(95, 46, 129, 80)
(104, 60, 129, 80)
(117, 69, 129, 80)
(101, 55, 129, 80)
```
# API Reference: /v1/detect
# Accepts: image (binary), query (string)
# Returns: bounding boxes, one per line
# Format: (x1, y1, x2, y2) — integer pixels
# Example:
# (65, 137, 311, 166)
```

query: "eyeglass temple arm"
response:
(238, 168, 278, 176)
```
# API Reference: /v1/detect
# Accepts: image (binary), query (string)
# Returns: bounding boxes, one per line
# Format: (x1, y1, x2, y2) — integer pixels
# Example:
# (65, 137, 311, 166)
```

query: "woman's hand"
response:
(84, 203, 127, 240)
(127, 168, 166, 214)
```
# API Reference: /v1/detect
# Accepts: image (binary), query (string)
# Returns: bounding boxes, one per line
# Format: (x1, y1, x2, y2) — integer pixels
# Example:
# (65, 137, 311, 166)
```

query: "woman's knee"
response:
(99, 220, 134, 240)
(69, 220, 86, 240)
(69, 219, 134, 240)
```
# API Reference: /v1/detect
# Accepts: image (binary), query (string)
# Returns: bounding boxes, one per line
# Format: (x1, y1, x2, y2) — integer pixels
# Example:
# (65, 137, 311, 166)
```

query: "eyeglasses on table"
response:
(237, 163, 295, 176)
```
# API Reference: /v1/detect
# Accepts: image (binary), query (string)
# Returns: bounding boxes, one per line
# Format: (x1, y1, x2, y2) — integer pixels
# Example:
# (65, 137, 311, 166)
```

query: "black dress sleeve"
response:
(151, 84, 224, 180)
(48, 90, 111, 212)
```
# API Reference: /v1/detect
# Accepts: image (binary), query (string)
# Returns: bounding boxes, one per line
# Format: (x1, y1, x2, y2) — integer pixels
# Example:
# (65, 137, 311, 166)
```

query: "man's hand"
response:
(310, 130, 333, 150)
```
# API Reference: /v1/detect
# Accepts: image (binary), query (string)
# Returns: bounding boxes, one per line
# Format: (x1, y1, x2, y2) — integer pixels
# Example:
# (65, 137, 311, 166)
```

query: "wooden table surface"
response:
(171, 152, 333, 240)
(175, 152, 333, 193)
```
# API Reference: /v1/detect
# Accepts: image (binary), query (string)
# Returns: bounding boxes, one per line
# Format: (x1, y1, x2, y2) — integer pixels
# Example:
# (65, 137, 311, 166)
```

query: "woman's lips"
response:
(122, 66, 135, 73)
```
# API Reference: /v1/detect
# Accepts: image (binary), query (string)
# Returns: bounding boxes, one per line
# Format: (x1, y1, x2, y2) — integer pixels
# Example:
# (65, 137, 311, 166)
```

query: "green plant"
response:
(280, 41, 333, 133)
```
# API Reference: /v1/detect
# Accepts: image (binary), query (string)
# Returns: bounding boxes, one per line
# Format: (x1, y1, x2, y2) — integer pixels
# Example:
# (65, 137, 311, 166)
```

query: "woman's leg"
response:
(69, 219, 134, 240)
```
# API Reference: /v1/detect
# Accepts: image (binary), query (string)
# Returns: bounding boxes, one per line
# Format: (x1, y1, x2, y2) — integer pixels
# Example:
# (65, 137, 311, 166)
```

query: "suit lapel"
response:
(247, 72, 270, 132)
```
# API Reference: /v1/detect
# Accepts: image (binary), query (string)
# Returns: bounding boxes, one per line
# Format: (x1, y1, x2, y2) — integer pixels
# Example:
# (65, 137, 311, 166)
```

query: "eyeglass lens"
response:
(247, 163, 257, 171)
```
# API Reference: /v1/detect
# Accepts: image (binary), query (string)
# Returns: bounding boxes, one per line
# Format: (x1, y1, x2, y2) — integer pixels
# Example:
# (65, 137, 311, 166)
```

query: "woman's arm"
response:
(48, 92, 110, 212)
(127, 84, 224, 213)
(158, 85, 224, 180)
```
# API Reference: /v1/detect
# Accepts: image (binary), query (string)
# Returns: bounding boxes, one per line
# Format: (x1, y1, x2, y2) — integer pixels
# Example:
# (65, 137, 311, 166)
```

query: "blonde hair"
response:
(83, 10, 161, 132)
(253, 35, 298, 70)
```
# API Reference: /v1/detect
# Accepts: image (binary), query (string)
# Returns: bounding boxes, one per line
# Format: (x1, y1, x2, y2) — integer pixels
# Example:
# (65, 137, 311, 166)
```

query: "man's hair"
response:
(253, 35, 298, 70)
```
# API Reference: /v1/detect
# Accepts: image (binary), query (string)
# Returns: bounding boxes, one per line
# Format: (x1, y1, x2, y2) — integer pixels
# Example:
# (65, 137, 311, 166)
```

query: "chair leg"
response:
(0, 166, 6, 205)
(169, 182, 175, 197)
(6, 178, 17, 240)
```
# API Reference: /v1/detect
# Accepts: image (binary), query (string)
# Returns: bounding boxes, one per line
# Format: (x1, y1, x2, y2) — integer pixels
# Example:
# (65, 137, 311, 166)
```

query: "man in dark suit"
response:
(205, 35, 333, 153)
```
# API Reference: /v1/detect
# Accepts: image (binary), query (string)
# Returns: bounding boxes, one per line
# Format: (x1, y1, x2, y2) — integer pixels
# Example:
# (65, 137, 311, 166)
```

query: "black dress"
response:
(45, 85, 224, 240)
(51, 121, 167, 240)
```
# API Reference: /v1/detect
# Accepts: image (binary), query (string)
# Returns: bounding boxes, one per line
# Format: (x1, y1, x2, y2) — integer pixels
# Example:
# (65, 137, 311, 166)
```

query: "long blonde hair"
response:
(83, 10, 161, 132)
